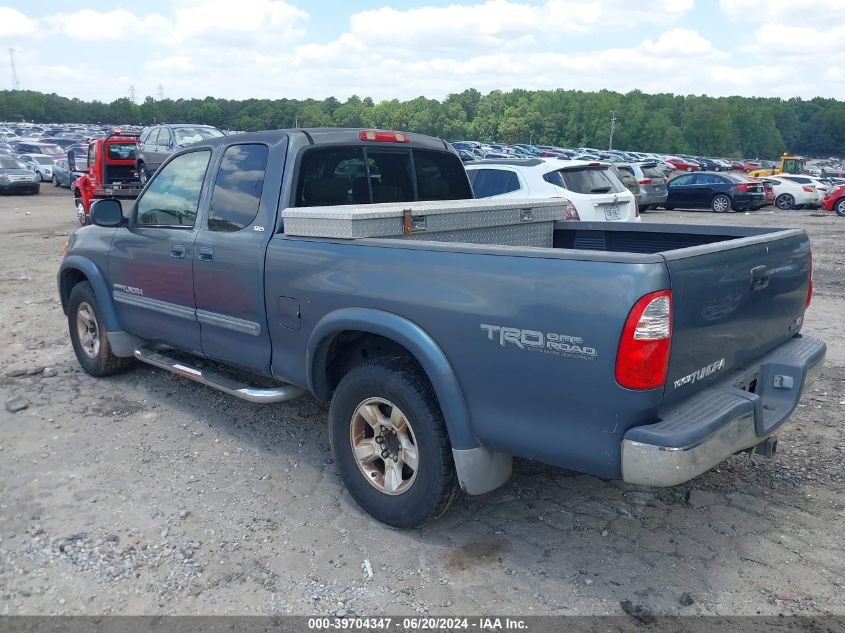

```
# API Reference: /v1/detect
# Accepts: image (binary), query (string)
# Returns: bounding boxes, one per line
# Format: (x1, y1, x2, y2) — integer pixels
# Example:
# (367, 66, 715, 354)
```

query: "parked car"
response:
(776, 174, 831, 197)
(0, 155, 40, 194)
(465, 158, 639, 221)
(136, 124, 225, 182)
(53, 157, 86, 189)
(18, 153, 57, 181)
(764, 176, 820, 210)
(664, 172, 766, 212)
(40, 137, 80, 150)
(612, 164, 641, 208)
(58, 128, 822, 527)
(821, 183, 845, 216)
(737, 176, 775, 208)
(14, 141, 63, 157)
(617, 162, 668, 210)
(665, 157, 700, 172)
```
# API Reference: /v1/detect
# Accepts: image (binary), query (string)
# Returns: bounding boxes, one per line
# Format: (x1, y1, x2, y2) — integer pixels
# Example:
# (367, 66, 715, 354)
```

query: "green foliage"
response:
(2, 88, 843, 158)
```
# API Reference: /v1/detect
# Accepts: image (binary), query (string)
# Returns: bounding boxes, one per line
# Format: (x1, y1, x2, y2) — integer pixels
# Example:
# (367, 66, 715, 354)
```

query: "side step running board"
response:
(134, 346, 306, 404)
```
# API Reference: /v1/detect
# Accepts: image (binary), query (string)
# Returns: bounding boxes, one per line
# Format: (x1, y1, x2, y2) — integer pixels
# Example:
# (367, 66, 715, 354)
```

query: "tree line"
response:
(2, 88, 844, 159)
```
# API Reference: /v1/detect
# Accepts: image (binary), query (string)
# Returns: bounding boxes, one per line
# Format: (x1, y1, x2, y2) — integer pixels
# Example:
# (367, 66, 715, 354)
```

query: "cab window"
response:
(135, 150, 210, 228)
(208, 144, 269, 232)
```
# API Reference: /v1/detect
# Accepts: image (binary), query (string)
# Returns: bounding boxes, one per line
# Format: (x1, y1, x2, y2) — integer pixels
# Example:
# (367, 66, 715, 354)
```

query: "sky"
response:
(1, 0, 844, 103)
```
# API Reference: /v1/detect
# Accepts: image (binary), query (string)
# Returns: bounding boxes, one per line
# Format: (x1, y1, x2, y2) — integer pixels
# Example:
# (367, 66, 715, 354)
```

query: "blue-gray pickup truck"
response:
(58, 128, 825, 527)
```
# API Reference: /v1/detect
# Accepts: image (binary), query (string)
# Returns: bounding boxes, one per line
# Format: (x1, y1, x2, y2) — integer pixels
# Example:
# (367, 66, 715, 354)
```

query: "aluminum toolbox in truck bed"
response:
(282, 198, 567, 247)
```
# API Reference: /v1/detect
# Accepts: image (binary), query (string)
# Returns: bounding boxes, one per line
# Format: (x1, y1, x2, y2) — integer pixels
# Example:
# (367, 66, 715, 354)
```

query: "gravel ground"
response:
(0, 186, 843, 617)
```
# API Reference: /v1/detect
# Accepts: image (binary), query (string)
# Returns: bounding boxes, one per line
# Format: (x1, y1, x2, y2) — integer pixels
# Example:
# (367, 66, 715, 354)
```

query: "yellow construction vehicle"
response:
(747, 152, 806, 177)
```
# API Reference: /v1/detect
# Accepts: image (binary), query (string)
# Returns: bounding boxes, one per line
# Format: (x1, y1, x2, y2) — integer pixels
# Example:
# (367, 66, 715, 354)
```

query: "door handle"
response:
(198, 247, 214, 262)
(170, 245, 186, 259)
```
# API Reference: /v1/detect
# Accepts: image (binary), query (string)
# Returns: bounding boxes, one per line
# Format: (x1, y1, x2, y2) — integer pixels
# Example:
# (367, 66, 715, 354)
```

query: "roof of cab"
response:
(205, 128, 453, 151)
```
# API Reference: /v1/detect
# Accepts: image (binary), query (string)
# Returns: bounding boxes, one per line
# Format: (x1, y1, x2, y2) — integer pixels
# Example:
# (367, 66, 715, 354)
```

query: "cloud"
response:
(44, 9, 170, 41)
(345, 0, 694, 52)
(0, 7, 38, 37)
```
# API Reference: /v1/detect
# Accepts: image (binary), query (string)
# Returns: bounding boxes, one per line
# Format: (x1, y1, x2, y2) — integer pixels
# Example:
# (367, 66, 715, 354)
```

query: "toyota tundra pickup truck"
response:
(58, 128, 825, 527)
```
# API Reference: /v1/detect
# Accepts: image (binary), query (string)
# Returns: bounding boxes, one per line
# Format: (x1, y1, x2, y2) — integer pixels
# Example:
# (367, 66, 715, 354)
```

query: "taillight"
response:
(806, 252, 813, 309)
(359, 130, 410, 143)
(616, 290, 672, 390)
(638, 178, 652, 185)
(561, 198, 580, 221)
(802, 185, 814, 192)
(735, 184, 750, 191)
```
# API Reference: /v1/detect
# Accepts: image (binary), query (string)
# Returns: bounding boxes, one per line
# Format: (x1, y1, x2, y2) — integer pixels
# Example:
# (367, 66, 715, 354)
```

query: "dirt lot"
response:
(0, 186, 843, 617)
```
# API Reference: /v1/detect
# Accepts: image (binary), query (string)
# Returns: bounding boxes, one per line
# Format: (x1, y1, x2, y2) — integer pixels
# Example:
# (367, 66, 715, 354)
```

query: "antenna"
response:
(129, 84, 136, 103)
(9, 48, 20, 90)
(157, 84, 164, 100)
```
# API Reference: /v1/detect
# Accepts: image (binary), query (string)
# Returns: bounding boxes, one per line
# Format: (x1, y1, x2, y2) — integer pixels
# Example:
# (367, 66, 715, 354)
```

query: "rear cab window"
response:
(294, 146, 471, 207)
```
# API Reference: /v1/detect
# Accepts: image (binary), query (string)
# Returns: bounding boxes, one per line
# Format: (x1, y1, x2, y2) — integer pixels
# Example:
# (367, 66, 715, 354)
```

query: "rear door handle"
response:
(198, 247, 214, 262)
(170, 245, 186, 259)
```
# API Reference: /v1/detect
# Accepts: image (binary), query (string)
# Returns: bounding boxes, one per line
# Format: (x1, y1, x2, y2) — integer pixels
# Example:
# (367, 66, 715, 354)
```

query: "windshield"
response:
(38, 145, 62, 155)
(0, 158, 25, 169)
(34, 156, 55, 165)
(173, 127, 224, 145)
(545, 166, 626, 194)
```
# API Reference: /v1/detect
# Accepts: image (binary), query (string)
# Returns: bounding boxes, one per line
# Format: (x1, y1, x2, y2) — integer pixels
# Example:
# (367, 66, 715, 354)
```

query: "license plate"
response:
(604, 207, 621, 220)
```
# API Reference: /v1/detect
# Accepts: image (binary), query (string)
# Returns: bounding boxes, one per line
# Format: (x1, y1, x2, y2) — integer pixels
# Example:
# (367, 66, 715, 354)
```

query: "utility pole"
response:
(294, 115, 299, 128)
(129, 85, 136, 103)
(157, 84, 164, 100)
(9, 48, 20, 90)
(608, 110, 617, 150)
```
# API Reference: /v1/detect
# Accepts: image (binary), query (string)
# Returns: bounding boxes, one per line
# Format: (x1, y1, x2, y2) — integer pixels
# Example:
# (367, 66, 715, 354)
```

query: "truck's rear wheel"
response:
(68, 282, 133, 377)
(329, 357, 459, 527)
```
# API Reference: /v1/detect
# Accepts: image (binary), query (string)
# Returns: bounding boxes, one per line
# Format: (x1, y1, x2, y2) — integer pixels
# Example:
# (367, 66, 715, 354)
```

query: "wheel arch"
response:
(58, 257, 120, 331)
(307, 308, 476, 451)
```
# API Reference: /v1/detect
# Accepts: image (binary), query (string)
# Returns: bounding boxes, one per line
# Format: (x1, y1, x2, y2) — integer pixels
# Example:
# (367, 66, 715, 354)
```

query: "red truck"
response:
(71, 131, 143, 225)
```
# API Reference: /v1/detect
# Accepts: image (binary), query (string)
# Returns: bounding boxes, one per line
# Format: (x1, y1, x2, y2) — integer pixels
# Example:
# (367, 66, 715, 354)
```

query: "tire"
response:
(711, 194, 732, 213)
(53, 177, 60, 187)
(685, 167, 692, 172)
(329, 357, 460, 528)
(75, 197, 89, 226)
(137, 162, 149, 186)
(776, 193, 795, 210)
(836, 198, 845, 217)
(36, 171, 43, 182)
(67, 282, 133, 377)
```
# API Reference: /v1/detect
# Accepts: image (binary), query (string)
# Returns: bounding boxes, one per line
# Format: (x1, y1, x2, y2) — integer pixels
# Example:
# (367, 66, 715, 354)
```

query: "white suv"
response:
(465, 158, 640, 222)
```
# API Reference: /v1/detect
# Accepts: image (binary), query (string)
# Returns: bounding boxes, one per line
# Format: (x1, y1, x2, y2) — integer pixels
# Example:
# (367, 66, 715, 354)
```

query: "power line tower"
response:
(9, 48, 20, 90)
(608, 110, 618, 150)
(157, 84, 164, 100)
(129, 84, 136, 103)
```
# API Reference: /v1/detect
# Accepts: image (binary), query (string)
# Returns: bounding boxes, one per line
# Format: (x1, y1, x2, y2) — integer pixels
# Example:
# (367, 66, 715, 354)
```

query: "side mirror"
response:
(90, 199, 124, 227)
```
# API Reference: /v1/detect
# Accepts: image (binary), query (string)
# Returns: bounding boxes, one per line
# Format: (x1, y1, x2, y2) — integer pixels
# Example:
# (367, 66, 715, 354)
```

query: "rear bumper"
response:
(621, 335, 825, 487)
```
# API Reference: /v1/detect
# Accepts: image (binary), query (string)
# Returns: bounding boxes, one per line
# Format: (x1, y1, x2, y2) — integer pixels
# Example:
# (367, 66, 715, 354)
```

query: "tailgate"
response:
(663, 229, 811, 404)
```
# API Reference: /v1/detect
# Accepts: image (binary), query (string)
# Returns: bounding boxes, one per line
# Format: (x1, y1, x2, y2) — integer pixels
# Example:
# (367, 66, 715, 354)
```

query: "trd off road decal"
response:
(480, 324, 597, 360)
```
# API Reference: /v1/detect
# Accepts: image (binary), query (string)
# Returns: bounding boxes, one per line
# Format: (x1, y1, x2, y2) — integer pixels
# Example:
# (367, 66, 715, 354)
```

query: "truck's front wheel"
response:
(68, 282, 133, 377)
(329, 357, 459, 527)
